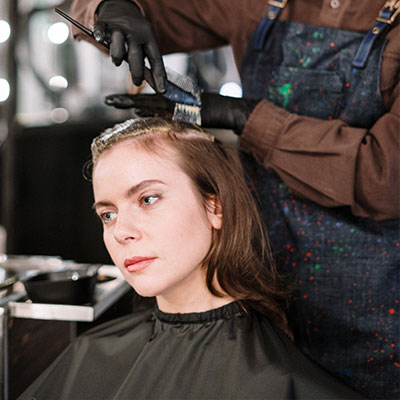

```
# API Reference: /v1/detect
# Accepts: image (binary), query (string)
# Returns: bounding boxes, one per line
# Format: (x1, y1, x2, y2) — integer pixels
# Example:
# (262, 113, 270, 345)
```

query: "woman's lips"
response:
(124, 257, 157, 273)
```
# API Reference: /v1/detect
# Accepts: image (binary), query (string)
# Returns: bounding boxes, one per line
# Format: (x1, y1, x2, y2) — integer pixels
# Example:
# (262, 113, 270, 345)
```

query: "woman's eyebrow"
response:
(92, 179, 166, 210)
(125, 179, 165, 199)
(92, 200, 112, 211)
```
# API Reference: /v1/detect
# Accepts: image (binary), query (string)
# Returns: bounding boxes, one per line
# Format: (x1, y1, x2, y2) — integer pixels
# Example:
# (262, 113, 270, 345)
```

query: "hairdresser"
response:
(69, 1, 400, 399)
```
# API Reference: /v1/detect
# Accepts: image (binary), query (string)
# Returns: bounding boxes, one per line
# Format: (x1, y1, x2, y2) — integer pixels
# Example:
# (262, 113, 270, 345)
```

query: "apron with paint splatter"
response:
(240, 8, 399, 400)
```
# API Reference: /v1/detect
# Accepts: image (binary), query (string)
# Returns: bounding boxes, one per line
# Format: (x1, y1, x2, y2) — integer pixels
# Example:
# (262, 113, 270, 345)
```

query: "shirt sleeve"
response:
(240, 91, 400, 220)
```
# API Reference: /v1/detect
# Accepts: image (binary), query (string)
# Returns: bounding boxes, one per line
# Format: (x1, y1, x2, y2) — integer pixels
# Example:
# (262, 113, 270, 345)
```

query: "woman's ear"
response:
(206, 195, 222, 230)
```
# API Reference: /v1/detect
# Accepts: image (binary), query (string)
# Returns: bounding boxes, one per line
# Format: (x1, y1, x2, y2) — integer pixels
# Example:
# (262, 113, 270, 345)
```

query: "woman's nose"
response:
(113, 213, 142, 243)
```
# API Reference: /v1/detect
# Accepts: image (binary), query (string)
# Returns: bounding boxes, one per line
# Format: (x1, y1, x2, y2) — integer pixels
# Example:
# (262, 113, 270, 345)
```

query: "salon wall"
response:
(9, 120, 115, 264)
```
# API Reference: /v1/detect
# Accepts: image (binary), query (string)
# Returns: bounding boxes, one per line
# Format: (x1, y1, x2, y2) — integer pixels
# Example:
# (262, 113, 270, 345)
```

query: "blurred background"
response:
(0, 0, 242, 265)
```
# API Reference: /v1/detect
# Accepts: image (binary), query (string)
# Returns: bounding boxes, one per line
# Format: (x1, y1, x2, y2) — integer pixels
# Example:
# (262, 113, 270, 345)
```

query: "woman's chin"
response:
(128, 281, 163, 298)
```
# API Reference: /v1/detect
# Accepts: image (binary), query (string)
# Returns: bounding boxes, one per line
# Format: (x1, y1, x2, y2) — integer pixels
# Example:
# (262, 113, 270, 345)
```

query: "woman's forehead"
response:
(93, 140, 184, 182)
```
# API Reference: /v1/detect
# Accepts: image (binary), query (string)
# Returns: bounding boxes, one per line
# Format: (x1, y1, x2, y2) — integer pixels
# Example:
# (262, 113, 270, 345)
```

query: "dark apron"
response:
(240, 12, 399, 400)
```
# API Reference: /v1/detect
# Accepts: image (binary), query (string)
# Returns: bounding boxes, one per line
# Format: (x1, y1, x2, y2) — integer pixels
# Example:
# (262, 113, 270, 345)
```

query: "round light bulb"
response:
(219, 82, 243, 98)
(47, 22, 69, 44)
(49, 75, 68, 90)
(51, 108, 69, 123)
(0, 20, 11, 43)
(0, 79, 10, 102)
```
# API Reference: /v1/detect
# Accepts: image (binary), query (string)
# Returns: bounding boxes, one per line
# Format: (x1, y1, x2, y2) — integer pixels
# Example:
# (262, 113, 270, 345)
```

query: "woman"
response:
(20, 118, 363, 399)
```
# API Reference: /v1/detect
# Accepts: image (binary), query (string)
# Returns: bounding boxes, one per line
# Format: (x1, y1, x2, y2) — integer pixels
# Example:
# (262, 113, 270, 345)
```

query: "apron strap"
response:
(352, 1, 400, 68)
(252, 0, 288, 50)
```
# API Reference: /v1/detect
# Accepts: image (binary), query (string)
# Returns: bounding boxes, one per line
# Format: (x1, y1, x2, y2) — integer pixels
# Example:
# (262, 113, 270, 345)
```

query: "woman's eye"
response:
(100, 211, 117, 224)
(141, 195, 159, 206)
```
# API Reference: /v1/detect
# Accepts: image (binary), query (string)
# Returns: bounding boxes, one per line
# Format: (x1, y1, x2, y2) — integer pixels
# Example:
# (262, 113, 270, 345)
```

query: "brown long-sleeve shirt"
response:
(70, 0, 400, 220)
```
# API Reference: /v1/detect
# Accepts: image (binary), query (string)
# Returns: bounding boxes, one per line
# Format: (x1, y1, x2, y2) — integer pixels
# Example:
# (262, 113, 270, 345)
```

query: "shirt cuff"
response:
(240, 99, 291, 165)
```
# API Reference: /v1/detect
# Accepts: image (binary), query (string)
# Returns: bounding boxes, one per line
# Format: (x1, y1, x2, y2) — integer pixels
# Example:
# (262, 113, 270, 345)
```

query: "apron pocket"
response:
(268, 67, 344, 119)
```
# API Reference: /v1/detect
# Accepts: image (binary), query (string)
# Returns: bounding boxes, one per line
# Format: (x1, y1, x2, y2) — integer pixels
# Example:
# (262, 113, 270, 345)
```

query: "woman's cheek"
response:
(103, 230, 116, 260)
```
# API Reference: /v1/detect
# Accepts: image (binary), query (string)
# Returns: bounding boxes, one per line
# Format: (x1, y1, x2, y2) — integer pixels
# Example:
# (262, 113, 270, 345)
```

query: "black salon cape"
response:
(20, 302, 364, 400)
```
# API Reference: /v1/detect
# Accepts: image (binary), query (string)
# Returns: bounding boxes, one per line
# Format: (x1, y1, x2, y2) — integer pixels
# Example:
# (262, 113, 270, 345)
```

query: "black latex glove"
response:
(105, 93, 258, 134)
(93, 0, 166, 92)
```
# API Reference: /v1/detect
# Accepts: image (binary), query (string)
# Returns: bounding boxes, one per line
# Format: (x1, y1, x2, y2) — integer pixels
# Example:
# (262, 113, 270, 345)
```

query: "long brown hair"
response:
(91, 117, 290, 334)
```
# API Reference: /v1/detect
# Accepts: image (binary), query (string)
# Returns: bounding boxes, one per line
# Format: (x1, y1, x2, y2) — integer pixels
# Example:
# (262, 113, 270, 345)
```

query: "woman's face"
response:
(93, 140, 222, 305)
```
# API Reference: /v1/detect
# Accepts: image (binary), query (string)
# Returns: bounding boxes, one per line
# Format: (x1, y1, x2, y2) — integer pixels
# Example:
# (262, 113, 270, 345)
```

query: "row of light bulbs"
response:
(0, 19, 71, 103)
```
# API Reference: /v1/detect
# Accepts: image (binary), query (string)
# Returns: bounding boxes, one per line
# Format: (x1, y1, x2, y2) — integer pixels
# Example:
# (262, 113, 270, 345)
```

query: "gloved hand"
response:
(93, 0, 166, 92)
(105, 93, 259, 134)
